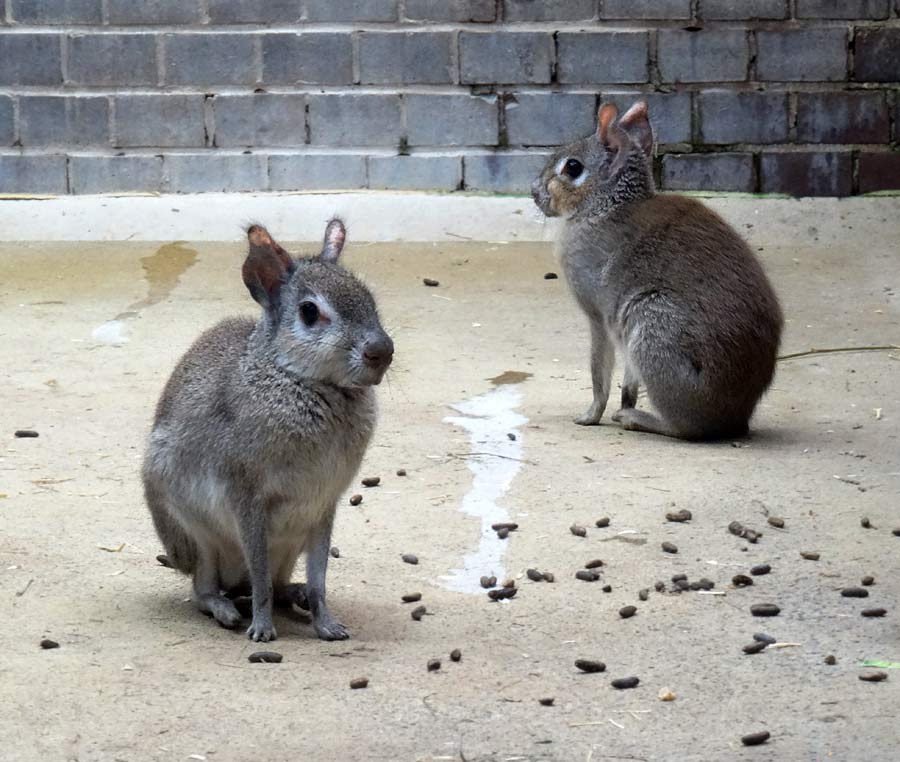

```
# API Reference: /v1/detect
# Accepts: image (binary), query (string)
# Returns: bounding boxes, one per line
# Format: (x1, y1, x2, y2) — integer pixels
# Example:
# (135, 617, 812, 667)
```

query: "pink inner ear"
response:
(597, 103, 619, 143)
(243, 225, 292, 304)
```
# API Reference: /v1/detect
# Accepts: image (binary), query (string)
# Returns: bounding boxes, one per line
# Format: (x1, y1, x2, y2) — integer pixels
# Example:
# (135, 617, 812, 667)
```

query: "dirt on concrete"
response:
(1, 198, 898, 761)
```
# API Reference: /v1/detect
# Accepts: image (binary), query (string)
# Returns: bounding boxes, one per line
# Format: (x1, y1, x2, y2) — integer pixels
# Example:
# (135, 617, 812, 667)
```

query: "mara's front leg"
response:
(306, 513, 349, 641)
(234, 497, 277, 642)
(574, 318, 615, 426)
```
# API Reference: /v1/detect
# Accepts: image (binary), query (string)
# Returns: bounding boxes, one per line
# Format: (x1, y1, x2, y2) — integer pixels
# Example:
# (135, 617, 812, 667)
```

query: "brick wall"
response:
(0, 1, 898, 196)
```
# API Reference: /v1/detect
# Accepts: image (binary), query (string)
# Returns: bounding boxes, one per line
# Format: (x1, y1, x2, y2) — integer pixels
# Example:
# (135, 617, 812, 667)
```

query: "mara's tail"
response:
(144, 478, 197, 575)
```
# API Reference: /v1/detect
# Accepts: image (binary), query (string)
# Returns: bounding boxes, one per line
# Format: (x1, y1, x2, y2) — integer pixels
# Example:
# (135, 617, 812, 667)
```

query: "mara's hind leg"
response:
(616, 407, 690, 439)
(272, 543, 309, 611)
(611, 361, 640, 422)
(193, 543, 242, 630)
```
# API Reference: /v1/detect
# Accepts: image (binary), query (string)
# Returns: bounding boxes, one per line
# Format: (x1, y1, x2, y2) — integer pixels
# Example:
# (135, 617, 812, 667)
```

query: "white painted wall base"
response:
(0, 191, 897, 244)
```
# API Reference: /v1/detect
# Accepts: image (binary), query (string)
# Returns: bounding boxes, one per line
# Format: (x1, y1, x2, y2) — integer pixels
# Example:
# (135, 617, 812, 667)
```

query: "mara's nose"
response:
(363, 336, 394, 370)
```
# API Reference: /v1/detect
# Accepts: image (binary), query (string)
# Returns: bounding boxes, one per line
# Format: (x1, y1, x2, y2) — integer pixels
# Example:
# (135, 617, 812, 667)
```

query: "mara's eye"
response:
(563, 158, 584, 179)
(299, 301, 320, 327)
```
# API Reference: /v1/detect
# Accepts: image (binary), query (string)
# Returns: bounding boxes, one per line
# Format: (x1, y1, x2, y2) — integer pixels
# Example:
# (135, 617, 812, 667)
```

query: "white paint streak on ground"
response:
(91, 319, 129, 344)
(439, 385, 528, 594)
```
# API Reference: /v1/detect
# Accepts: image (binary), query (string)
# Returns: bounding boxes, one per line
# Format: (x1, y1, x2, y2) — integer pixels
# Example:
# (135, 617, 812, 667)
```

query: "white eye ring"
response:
(555, 157, 589, 186)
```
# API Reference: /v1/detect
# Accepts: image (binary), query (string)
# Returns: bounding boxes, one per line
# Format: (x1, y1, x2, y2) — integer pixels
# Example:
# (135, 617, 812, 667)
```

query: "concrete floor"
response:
(1, 198, 898, 762)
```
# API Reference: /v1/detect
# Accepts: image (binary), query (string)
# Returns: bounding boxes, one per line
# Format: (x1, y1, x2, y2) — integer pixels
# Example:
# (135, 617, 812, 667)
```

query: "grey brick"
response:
(460, 32, 553, 85)
(404, 0, 495, 21)
(0, 97, 13, 146)
(114, 95, 206, 148)
(505, 93, 596, 146)
(756, 29, 847, 82)
(163, 34, 258, 87)
(208, 0, 300, 23)
(406, 94, 498, 146)
(698, 91, 789, 144)
(106, 0, 205, 24)
(307, 95, 402, 147)
(796, 92, 889, 143)
(368, 155, 461, 190)
(602, 92, 692, 144)
(69, 155, 162, 194)
(658, 30, 749, 83)
(602, 0, 691, 19)
(67, 34, 156, 86)
(854, 29, 900, 83)
(464, 152, 550, 193)
(504, 0, 594, 21)
(262, 33, 352, 86)
(859, 152, 900, 193)
(163, 154, 267, 192)
(0, 35, 62, 86)
(359, 32, 454, 85)
(760, 152, 852, 196)
(699, 0, 786, 18)
(10, 0, 101, 23)
(796, 0, 889, 18)
(662, 153, 754, 192)
(304, 0, 397, 21)
(0, 155, 67, 194)
(19, 96, 109, 148)
(269, 154, 367, 190)
(557, 32, 649, 84)
(214, 95, 306, 147)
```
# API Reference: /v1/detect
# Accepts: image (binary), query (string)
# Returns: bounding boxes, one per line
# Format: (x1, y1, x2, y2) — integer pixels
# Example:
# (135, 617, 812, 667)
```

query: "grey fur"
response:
(531, 101, 782, 440)
(143, 219, 393, 641)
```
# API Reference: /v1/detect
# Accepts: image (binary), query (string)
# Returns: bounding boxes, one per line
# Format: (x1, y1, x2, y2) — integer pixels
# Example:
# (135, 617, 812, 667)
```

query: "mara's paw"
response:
(246, 617, 278, 643)
(213, 604, 243, 630)
(610, 408, 626, 423)
(574, 411, 603, 426)
(276, 582, 310, 611)
(314, 616, 349, 641)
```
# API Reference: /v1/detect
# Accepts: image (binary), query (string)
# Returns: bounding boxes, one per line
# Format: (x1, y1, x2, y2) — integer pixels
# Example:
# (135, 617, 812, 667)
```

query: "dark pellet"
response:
(767, 516, 785, 528)
(361, 476, 381, 487)
(741, 731, 770, 746)
(824, 654, 837, 665)
(349, 494, 363, 506)
(575, 570, 600, 582)
(689, 581, 703, 591)
(638, 589, 649, 601)
(427, 658, 441, 671)
(423, 278, 439, 287)
(248, 651, 282, 663)
(330, 546, 340, 558)
(570, 524, 587, 537)
(861, 608, 887, 617)
(750, 603, 781, 617)
(350, 677, 369, 689)
(575, 659, 606, 673)
(396, 468, 407, 476)
(402, 553, 419, 565)
(491, 522, 518, 532)
(488, 587, 517, 601)
(411, 605, 427, 621)
(859, 671, 888, 682)
(743, 641, 767, 654)
(892, 529, 900, 537)
(611, 676, 640, 689)
(40, 639, 59, 650)
(543, 272, 558, 280)
(733, 574, 754, 587)
(800, 551, 820, 561)
(862, 575, 875, 586)
(539, 697, 555, 706)
(728, 521, 746, 537)
(14, 430, 39, 438)
(753, 633, 777, 645)
(674, 579, 690, 591)
(584, 559, 604, 569)
(750, 564, 771, 576)
(496, 527, 510, 540)
(841, 587, 869, 598)
(697, 578, 715, 590)
(861, 517, 872, 528)
(666, 509, 692, 523)
(543, 572, 555, 583)
(671, 574, 687, 583)
(450, 649, 462, 662)
(595, 517, 610, 528)
(507, 432, 516, 440)
(480, 575, 497, 589)
(401, 592, 422, 603)
(156, 554, 172, 568)
(661, 542, 678, 554)
(526, 568, 544, 582)
(654, 581, 666, 592)
(619, 605, 637, 619)
(602, 584, 613, 593)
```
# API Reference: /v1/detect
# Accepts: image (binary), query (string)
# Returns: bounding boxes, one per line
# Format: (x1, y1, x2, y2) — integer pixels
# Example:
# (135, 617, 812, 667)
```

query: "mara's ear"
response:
(597, 102, 619, 144)
(320, 217, 346, 263)
(618, 101, 653, 156)
(243, 225, 294, 311)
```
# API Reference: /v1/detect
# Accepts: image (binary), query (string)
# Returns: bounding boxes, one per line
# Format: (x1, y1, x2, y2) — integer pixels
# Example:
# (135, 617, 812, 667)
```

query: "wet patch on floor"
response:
(439, 384, 528, 594)
(488, 370, 533, 386)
